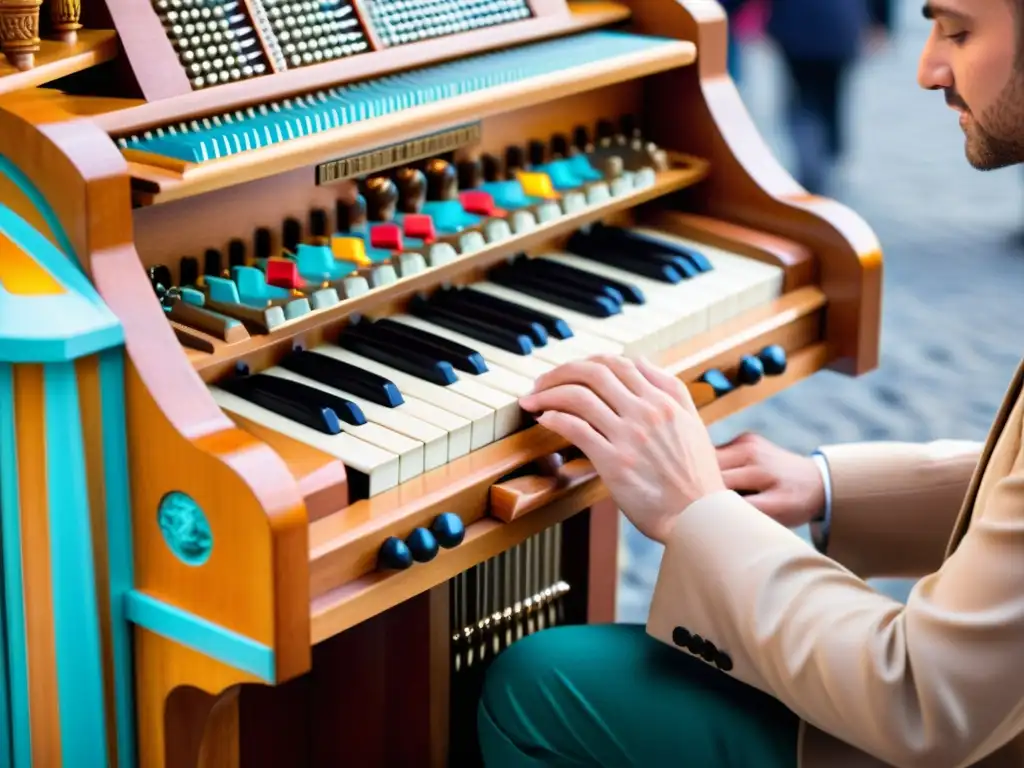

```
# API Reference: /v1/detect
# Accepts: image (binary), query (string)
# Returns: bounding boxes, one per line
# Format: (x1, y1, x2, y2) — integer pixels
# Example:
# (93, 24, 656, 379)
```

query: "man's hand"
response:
(518, 356, 725, 545)
(715, 433, 826, 528)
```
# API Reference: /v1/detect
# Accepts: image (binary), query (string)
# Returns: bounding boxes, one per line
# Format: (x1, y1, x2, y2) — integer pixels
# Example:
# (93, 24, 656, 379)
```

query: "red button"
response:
(403, 213, 436, 242)
(459, 190, 495, 216)
(370, 223, 403, 251)
(265, 258, 302, 289)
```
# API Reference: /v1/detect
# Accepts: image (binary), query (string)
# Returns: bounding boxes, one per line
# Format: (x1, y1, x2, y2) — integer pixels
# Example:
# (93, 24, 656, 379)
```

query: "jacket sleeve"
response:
(646, 440, 1024, 768)
(816, 440, 981, 577)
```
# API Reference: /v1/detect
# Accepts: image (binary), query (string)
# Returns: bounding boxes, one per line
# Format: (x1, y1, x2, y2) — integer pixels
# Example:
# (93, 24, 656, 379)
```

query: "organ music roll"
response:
(0, 0, 882, 765)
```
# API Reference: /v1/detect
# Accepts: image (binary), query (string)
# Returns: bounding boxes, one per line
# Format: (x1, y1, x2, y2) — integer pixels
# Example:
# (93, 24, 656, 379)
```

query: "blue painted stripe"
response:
(0, 203, 123, 364)
(0, 155, 77, 262)
(98, 349, 135, 768)
(43, 362, 109, 766)
(126, 591, 276, 683)
(0, 364, 30, 768)
(0, 508, 11, 768)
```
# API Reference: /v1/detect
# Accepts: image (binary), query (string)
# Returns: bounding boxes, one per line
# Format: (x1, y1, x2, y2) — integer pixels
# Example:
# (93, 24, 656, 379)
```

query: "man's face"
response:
(918, 0, 1024, 169)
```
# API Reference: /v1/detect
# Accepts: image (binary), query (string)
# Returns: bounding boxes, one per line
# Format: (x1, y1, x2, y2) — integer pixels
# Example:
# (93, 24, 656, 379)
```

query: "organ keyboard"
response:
(0, 0, 881, 766)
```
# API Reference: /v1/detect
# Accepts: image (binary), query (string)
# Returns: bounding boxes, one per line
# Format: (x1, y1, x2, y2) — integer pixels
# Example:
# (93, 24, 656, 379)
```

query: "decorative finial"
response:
(0, 0, 42, 70)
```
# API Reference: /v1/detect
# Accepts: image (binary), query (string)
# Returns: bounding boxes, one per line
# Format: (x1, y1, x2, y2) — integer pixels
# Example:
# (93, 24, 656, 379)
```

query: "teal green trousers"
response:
(477, 624, 799, 767)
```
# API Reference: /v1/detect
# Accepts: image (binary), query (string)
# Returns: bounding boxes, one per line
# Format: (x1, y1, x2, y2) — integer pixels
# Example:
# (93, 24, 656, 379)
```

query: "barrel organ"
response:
(0, 0, 881, 766)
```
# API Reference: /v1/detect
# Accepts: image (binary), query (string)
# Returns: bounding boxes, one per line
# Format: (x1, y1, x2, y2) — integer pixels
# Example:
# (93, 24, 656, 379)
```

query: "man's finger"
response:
(536, 411, 616, 467)
(721, 466, 773, 493)
(528, 360, 640, 419)
(520, 383, 622, 441)
(635, 357, 695, 412)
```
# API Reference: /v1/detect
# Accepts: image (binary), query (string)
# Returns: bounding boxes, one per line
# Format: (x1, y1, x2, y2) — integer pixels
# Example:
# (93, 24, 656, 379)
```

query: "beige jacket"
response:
(646, 361, 1024, 767)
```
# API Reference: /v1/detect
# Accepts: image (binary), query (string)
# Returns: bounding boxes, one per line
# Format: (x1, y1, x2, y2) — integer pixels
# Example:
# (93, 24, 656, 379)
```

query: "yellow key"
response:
(331, 236, 371, 267)
(516, 171, 560, 200)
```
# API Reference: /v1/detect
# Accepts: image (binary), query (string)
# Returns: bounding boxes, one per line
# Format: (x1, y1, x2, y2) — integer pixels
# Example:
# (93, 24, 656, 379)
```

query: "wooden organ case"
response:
(0, 0, 882, 766)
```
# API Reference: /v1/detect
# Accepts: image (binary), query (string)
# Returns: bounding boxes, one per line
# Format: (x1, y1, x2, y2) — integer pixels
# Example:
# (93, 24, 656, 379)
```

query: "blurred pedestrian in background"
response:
(721, 0, 894, 195)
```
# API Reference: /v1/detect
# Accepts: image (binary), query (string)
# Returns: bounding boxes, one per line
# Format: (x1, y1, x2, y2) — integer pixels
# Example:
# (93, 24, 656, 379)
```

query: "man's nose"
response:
(918, 31, 953, 90)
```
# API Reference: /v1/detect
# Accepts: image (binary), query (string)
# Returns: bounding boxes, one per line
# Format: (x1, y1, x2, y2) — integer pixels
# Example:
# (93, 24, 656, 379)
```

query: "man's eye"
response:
(945, 31, 969, 43)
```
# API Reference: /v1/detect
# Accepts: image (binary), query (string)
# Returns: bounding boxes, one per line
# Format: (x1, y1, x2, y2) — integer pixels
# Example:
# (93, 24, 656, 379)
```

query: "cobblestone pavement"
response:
(618, 0, 1024, 622)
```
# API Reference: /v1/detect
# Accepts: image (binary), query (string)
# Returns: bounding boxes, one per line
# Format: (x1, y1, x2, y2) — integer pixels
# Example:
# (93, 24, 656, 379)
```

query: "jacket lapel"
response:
(945, 359, 1024, 558)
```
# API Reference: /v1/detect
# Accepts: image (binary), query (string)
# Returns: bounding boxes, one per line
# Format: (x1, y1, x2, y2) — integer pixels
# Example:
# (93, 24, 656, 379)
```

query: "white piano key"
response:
(262, 366, 450, 470)
(445, 373, 522, 438)
(392, 392, 474, 460)
(628, 228, 785, 313)
(542, 252, 712, 345)
(313, 345, 497, 450)
(210, 386, 401, 497)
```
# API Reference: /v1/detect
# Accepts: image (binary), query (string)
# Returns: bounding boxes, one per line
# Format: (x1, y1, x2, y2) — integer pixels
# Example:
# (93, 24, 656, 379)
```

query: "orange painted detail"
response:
(76, 356, 120, 768)
(14, 364, 62, 766)
(0, 231, 65, 295)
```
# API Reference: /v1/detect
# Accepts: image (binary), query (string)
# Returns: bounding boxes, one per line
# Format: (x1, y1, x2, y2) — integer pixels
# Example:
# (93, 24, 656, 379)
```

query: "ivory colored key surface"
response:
(313, 345, 498, 450)
(628, 228, 785, 315)
(210, 387, 401, 497)
(389, 314, 556, 380)
(542, 252, 713, 345)
(430, 370, 522, 438)
(262, 367, 450, 470)
(389, 392, 474, 461)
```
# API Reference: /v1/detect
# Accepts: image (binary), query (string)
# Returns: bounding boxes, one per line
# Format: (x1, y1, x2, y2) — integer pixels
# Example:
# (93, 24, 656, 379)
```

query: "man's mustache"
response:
(945, 90, 970, 112)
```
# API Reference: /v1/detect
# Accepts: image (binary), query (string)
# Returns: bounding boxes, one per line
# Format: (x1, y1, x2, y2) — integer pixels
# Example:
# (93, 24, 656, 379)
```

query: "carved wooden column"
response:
(0, 0, 42, 70)
(50, 0, 81, 43)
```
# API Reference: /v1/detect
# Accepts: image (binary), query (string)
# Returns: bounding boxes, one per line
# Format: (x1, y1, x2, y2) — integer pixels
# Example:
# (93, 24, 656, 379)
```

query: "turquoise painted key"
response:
(418, 201, 480, 234)
(479, 180, 543, 211)
(117, 31, 681, 164)
(295, 244, 361, 282)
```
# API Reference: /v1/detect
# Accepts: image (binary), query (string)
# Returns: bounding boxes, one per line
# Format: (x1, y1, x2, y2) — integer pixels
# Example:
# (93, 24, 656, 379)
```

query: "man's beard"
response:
(949, 75, 1024, 170)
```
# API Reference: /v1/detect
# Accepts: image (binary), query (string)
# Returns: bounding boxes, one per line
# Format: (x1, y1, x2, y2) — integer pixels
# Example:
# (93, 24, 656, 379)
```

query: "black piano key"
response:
(509, 255, 643, 305)
(365, 317, 489, 375)
(430, 287, 549, 346)
(180, 256, 200, 287)
(592, 224, 713, 273)
(490, 263, 621, 318)
(409, 295, 535, 355)
(221, 374, 363, 434)
(337, 323, 458, 386)
(566, 230, 683, 283)
(438, 286, 573, 340)
(279, 350, 405, 407)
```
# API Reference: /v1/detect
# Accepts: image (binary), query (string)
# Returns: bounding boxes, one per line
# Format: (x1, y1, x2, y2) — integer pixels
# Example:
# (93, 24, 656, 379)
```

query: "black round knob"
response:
(425, 158, 458, 201)
(736, 355, 764, 385)
(406, 527, 439, 563)
(550, 133, 570, 158)
(309, 208, 329, 238)
(758, 344, 787, 376)
(572, 125, 590, 151)
(481, 153, 502, 182)
(282, 217, 302, 252)
(527, 139, 546, 167)
(699, 369, 734, 397)
(431, 512, 465, 549)
(378, 536, 413, 570)
(254, 226, 272, 260)
(504, 146, 525, 175)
